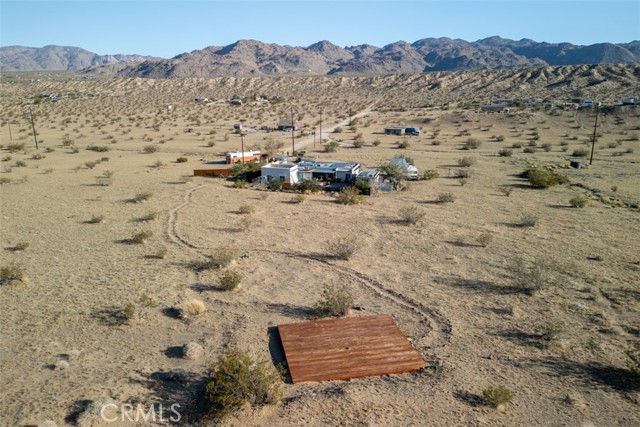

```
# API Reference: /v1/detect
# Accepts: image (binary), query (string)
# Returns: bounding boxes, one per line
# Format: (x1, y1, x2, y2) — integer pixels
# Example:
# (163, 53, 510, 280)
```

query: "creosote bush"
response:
(315, 283, 354, 317)
(518, 213, 538, 227)
(201, 247, 239, 270)
(1, 264, 26, 285)
(569, 195, 588, 208)
(524, 168, 569, 189)
(325, 236, 358, 260)
(176, 157, 188, 163)
(511, 258, 549, 295)
(204, 348, 283, 422)
(458, 156, 476, 167)
(462, 138, 481, 150)
(399, 206, 426, 225)
(88, 214, 104, 224)
(336, 186, 365, 205)
(498, 148, 513, 157)
(131, 230, 152, 244)
(482, 385, 513, 408)
(219, 269, 242, 291)
(537, 320, 565, 346)
(422, 169, 439, 180)
(237, 204, 255, 214)
(436, 192, 455, 203)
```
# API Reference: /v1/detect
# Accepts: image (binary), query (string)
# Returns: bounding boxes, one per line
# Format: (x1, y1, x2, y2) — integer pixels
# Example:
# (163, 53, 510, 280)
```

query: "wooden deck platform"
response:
(278, 314, 426, 383)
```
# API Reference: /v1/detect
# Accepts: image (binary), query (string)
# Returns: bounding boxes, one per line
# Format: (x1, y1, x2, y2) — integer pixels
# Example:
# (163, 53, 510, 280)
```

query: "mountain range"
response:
(1, 37, 639, 77)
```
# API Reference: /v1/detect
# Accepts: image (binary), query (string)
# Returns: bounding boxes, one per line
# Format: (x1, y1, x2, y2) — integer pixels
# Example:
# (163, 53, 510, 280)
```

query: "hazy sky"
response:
(2, 0, 639, 57)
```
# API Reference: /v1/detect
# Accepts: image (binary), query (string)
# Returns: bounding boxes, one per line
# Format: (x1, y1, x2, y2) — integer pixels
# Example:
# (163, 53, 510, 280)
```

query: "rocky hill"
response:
(3, 37, 639, 76)
(0, 45, 150, 72)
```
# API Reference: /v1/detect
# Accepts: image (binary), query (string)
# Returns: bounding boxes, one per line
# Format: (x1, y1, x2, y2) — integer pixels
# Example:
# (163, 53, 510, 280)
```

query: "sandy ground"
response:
(0, 72, 639, 426)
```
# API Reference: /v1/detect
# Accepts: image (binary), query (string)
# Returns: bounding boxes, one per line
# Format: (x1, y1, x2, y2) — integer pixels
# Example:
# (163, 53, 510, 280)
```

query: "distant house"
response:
(277, 118, 300, 131)
(357, 170, 381, 184)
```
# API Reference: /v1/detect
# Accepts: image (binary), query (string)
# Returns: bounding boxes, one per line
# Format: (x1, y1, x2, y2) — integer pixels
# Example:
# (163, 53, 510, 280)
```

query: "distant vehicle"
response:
(580, 100, 593, 107)
(623, 98, 635, 105)
(225, 150, 262, 164)
(404, 127, 421, 136)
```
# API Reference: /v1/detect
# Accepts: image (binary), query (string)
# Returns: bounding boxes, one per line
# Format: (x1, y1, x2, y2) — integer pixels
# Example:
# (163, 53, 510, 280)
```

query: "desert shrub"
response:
(352, 138, 365, 148)
(456, 169, 471, 178)
(518, 213, 538, 227)
(130, 230, 152, 244)
(523, 147, 537, 153)
(422, 169, 439, 180)
(572, 148, 589, 157)
(398, 206, 426, 225)
(396, 140, 410, 149)
(266, 178, 283, 191)
(336, 186, 365, 205)
(12, 242, 29, 251)
(232, 180, 248, 189)
(139, 211, 159, 221)
(87, 214, 104, 224)
(511, 258, 549, 295)
(436, 192, 455, 203)
(372, 139, 381, 146)
(626, 341, 640, 376)
(333, 126, 343, 133)
(537, 320, 565, 346)
(44, 147, 55, 153)
(296, 179, 322, 193)
(0, 264, 26, 285)
(463, 138, 481, 150)
(476, 232, 493, 247)
(7, 143, 25, 152)
(31, 153, 45, 160)
(219, 269, 242, 291)
(143, 145, 158, 153)
(181, 299, 206, 318)
(14, 160, 27, 167)
(324, 141, 339, 152)
(524, 168, 569, 189)
(151, 160, 166, 168)
(569, 195, 588, 208)
(325, 236, 358, 260)
(458, 156, 476, 167)
(203, 247, 239, 269)
(152, 246, 168, 259)
(499, 187, 513, 197)
(0, 177, 12, 184)
(176, 156, 188, 163)
(291, 194, 306, 203)
(204, 348, 283, 422)
(237, 204, 255, 215)
(496, 135, 505, 142)
(86, 144, 109, 152)
(77, 397, 117, 426)
(542, 143, 553, 152)
(315, 283, 354, 317)
(377, 162, 406, 189)
(482, 385, 513, 408)
(130, 192, 153, 203)
(498, 148, 513, 157)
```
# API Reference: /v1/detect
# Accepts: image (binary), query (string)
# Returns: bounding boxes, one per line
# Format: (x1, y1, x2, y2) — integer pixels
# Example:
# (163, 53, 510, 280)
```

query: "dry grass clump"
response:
(536, 320, 565, 347)
(139, 211, 160, 221)
(422, 169, 439, 180)
(524, 168, 569, 189)
(237, 204, 255, 214)
(398, 205, 426, 225)
(86, 144, 109, 152)
(482, 385, 513, 408)
(181, 299, 206, 318)
(518, 213, 538, 227)
(204, 348, 283, 422)
(335, 186, 365, 205)
(290, 194, 306, 203)
(626, 341, 640, 377)
(12, 241, 30, 251)
(198, 247, 239, 270)
(219, 269, 242, 291)
(458, 156, 476, 167)
(182, 342, 205, 360)
(325, 236, 358, 260)
(475, 232, 493, 247)
(315, 283, 354, 317)
(143, 145, 158, 153)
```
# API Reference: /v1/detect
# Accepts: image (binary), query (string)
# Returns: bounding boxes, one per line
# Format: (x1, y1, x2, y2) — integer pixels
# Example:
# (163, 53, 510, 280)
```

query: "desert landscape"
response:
(1, 65, 639, 426)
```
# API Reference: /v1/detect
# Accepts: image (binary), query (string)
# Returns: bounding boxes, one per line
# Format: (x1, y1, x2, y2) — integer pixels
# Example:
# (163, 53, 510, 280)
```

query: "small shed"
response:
(261, 162, 299, 185)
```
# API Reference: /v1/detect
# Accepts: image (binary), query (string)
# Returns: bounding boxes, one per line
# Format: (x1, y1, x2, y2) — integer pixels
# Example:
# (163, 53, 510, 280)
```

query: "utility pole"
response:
(589, 103, 600, 165)
(319, 109, 323, 147)
(29, 108, 39, 150)
(240, 132, 245, 163)
(349, 107, 352, 127)
(8, 122, 13, 141)
(291, 105, 295, 155)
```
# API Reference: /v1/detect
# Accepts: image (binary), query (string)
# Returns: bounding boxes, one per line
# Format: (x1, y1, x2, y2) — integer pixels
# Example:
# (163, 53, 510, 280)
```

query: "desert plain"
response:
(0, 65, 639, 426)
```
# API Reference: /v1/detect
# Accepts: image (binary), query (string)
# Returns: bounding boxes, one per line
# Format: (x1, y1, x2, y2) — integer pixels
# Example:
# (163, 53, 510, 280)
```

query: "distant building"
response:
(261, 162, 299, 186)
(384, 127, 405, 136)
(277, 118, 300, 131)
